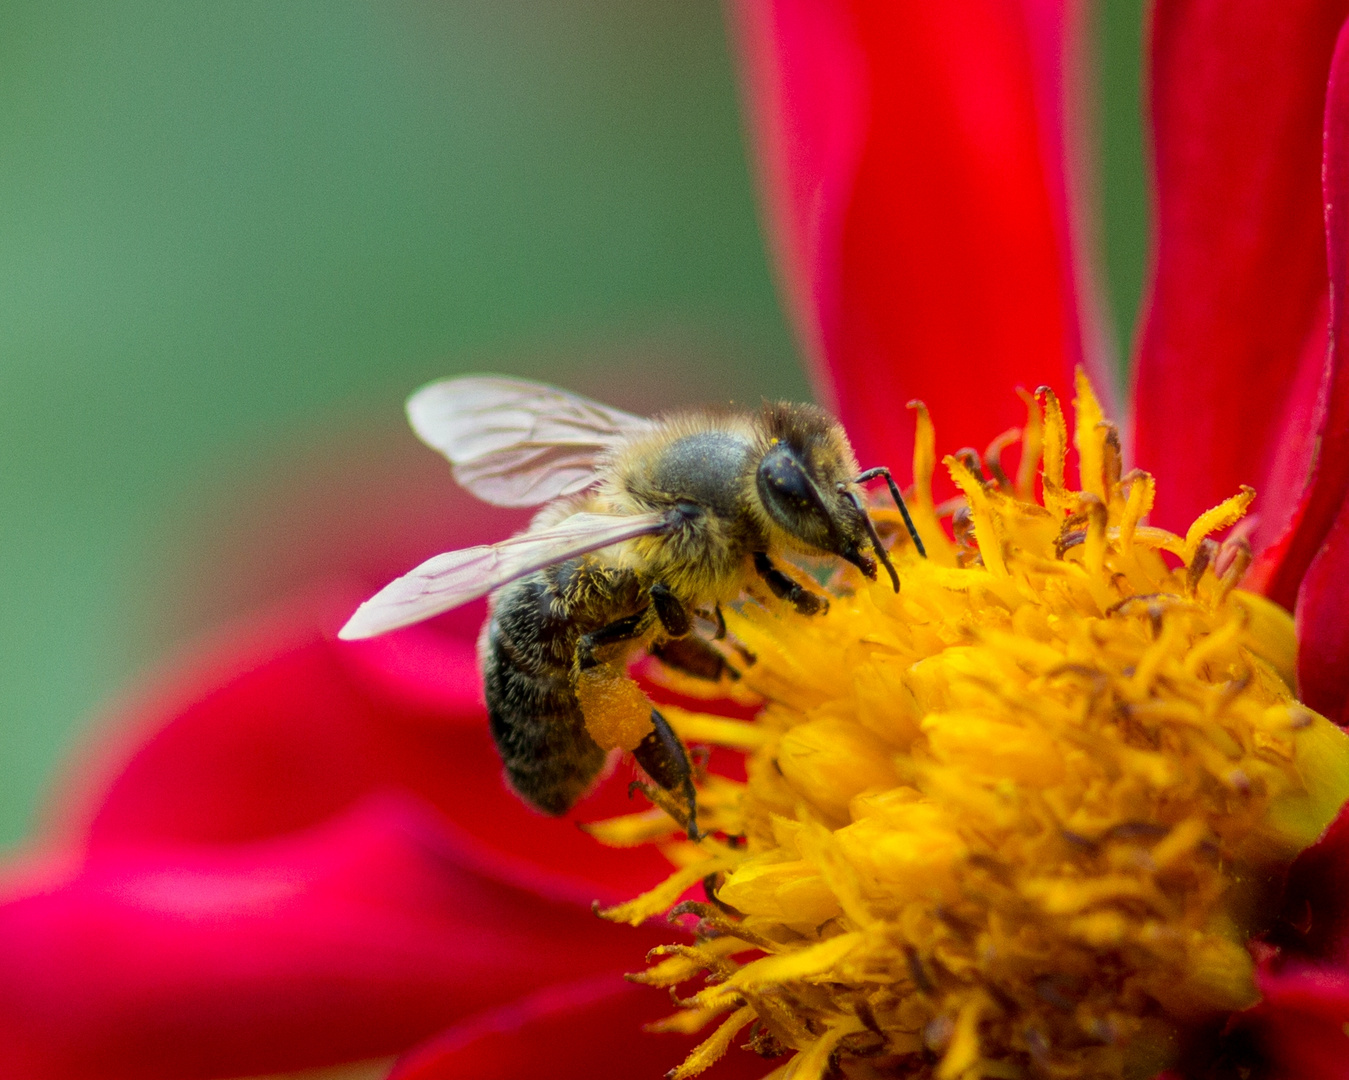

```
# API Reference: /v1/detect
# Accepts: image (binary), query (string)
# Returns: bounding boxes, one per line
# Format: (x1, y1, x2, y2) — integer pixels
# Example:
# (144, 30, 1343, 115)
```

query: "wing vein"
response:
(405, 375, 653, 507)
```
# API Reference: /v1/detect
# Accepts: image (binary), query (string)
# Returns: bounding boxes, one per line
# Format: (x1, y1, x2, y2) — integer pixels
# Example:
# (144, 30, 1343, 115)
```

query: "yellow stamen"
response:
(1015, 388, 1043, 501)
(1038, 385, 1070, 514)
(945, 454, 1007, 577)
(666, 1005, 756, 1079)
(1183, 486, 1256, 563)
(594, 374, 1349, 1080)
(662, 706, 772, 750)
(907, 400, 951, 563)
(1119, 470, 1155, 554)
(1073, 369, 1107, 500)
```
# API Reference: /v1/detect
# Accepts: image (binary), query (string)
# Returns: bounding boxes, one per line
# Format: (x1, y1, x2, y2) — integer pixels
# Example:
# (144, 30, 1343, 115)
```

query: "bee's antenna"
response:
(843, 488, 900, 593)
(853, 467, 927, 558)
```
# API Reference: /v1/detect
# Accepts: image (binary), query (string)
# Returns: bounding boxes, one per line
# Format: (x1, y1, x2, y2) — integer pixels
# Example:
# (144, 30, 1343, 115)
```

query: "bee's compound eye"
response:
(757, 444, 832, 543)
(758, 444, 811, 503)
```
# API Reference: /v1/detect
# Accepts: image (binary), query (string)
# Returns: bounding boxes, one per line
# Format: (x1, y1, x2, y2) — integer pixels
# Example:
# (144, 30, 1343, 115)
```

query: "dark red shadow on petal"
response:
(1251, 806, 1349, 1079)
(392, 972, 772, 1080)
(1297, 494, 1349, 722)
(53, 589, 675, 903)
(1135, 0, 1349, 556)
(0, 797, 669, 1080)
(731, 0, 1089, 489)
(1273, 803, 1349, 962)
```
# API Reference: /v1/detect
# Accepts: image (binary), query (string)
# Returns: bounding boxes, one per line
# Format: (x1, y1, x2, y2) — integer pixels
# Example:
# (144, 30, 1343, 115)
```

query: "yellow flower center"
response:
(592, 373, 1349, 1080)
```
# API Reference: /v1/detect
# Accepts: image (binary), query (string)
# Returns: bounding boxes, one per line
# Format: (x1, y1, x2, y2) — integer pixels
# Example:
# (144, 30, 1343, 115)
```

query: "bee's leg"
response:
(853, 466, 927, 558)
(649, 582, 692, 637)
(710, 603, 727, 640)
(650, 635, 738, 682)
(752, 551, 828, 615)
(576, 607, 652, 670)
(634, 707, 700, 840)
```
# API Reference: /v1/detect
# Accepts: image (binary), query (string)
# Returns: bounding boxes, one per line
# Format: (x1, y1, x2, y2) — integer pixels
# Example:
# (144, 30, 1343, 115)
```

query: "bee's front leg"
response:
(648, 582, 692, 637)
(752, 552, 828, 615)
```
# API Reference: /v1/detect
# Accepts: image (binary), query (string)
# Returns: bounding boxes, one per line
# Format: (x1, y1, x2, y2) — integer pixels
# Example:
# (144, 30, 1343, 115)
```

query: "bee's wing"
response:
(337, 510, 670, 640)
(407, 375, 654, 507)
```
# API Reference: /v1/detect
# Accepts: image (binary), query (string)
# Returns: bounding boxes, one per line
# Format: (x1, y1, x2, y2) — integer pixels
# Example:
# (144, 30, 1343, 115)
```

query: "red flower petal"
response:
(51, 590, 673, 902)
(1292, 18, 1349, 714)
(1242, 300, 1328, 596)
(1253, 965, 1349, 1079)
(1278, 19, 1349, 637)
(391, 973, 770, 1080)
(1296, 494, 1349, 723)
(0, 797, 666, 1080)
(730, 0, 1096, 478)
(1134, 0, 1348, 558)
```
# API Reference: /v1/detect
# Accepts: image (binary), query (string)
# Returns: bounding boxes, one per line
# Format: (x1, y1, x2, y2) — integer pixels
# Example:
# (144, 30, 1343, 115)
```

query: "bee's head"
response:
(754, 403, 882, 582)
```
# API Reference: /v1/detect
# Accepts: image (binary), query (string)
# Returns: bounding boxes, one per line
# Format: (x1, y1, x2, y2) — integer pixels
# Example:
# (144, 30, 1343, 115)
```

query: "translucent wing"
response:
(407, 375, 654, 507)
(338, 510, 670, 640)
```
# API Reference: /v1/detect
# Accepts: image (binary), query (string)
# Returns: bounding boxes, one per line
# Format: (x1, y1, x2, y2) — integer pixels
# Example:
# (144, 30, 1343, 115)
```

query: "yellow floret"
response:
(595, 374, 1349, 1080)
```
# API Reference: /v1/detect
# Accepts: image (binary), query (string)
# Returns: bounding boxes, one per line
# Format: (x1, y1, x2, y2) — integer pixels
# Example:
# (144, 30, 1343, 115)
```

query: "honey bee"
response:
(339, 376, 924, 836)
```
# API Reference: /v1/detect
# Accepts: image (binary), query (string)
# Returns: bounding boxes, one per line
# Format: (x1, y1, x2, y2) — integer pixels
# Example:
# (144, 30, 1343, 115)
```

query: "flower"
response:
(590, 377, 1349, 1079)
(9, 3, 1349, 1080)
(381, 2, 1349, 1078)
(0, 583, 686, 1079)
(731, 0, 1349, 728)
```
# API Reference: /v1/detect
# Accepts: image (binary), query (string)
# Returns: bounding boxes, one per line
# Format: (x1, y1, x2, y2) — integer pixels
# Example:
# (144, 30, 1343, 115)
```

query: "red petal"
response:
(392, 975, 770, 1080)
(1271, 23, 1349, 628)
(1296, 492, 1349, 722)
(0, 798, 665, 1080)
(1253, 965, 1349, 1080)
(1292, 21, 1349, 716)
(1243, 300, 1329, 596)
(1134, 0, 1348, 560)
(730, 0, 1096, 479)
(51, 591, 673, 902)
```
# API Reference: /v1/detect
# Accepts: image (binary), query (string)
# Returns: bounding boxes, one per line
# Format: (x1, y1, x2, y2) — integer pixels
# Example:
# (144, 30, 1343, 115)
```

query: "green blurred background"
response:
(0, 1, 1148, 846)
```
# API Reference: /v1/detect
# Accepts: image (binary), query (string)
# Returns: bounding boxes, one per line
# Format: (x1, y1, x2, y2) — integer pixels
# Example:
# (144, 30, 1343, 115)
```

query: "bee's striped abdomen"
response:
(480, 565, 608, 815)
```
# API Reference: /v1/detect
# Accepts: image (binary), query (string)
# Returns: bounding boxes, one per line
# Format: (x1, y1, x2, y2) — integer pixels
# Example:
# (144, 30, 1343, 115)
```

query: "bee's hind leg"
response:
(753, 551, 828, 615)
(650, 635, 740, 681)
(634, 708, 701, 840)
(649, 587, 742, 680)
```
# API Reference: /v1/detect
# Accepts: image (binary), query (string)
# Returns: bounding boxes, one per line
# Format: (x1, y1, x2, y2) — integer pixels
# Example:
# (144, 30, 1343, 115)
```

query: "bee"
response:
(339, 376, 925, 836)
